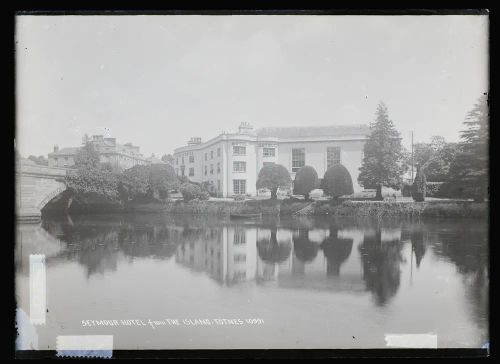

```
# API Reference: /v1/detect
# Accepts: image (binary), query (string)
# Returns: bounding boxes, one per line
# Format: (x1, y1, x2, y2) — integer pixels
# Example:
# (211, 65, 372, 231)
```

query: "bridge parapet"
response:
(16, 159, 70, 178)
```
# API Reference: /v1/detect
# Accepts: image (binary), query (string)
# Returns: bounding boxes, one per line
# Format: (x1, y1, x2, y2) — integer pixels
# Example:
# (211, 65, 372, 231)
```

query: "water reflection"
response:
(293, 229, 319, 263)
(257, 227, 292, 264)
(321, 226, 353, 277)
(410, 223, 426, 268)
(16, 214, 488, 323)
(430, 222, 489, 330)
(358, 228, 403, 306)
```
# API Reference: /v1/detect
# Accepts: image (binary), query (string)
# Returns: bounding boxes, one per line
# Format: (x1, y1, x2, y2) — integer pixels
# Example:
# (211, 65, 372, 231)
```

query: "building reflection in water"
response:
(16, 214, 487, 318)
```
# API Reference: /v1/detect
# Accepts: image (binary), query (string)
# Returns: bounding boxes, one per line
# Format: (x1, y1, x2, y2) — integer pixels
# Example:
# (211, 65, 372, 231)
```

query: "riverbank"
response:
(166, 199, 487, 218)
(43, 192, 487, 219)
(72, 199, 488, 219)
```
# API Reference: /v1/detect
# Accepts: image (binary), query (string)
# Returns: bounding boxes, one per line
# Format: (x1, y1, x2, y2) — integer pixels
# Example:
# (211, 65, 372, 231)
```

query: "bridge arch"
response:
(16, 159, 69, 222)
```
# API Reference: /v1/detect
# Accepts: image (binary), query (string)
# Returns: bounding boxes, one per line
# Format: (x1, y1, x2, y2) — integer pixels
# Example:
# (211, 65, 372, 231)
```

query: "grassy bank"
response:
(46, 192, 487, 219)
(162, 199, 487, 219)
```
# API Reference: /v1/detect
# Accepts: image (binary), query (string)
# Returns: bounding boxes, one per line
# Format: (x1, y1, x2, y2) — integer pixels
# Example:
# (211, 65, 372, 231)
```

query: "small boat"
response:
(230, 213, 262, 219)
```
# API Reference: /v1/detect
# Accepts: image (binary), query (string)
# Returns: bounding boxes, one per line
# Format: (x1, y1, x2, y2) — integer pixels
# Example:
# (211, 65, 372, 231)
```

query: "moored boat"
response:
(229, 213, 262, 219)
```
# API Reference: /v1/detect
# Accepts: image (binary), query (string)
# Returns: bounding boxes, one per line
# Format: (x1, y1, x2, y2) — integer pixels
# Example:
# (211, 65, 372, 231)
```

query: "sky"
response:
(15, 15, 489, 158)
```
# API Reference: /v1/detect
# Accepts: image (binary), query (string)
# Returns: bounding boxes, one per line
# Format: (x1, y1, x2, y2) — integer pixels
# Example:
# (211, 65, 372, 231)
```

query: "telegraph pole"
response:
(411, 131, 414, 181)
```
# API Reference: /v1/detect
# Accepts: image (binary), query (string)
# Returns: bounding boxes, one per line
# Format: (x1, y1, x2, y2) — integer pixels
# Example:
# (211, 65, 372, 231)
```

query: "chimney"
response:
(187, 137, 202, 145)
(238, 122, 254, 134)
(54, 145, 59, 153)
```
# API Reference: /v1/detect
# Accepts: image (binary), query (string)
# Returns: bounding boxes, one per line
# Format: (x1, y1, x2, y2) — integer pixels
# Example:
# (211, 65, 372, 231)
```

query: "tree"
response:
(65, 161, 119, 199)
(293, 165, 318, 200)
(358, 102, 405, 200)
(447, 95, 489, 201)
(411, 165, 426, 202)
(149, 164, 179, 201)
(28, 155, 49, 166)
(161, 154, 175, 165)
(74, 143, 100, 168)
(256, 164, 292, 200)
(401, 136, 458, 183)
(179, 183, 209, 201)
(423, 142, 458, 182)
(118, 165, 150, 202)
(322, 164, 354, 199)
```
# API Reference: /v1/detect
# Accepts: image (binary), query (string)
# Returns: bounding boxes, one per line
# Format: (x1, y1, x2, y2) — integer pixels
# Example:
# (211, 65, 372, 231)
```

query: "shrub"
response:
(233, 194, 246, 201)
(293, 165, 319, 200)
(256, 164, 292, 200)
(201, 181, 217, 197)
(411, 166, 426, 202)
(322, 164, 354, 199)
(180, 183, 209, 201)
(426, 182, 444, 198)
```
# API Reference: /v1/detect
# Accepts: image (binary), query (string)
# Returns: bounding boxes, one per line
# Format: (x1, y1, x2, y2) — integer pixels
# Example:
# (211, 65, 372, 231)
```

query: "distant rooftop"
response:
(49, 147, 80, 156)
(255, 124, 370, 139)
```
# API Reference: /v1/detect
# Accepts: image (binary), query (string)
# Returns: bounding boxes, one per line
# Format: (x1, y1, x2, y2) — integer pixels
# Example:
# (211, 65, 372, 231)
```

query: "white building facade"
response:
(173, 122, 369, 197)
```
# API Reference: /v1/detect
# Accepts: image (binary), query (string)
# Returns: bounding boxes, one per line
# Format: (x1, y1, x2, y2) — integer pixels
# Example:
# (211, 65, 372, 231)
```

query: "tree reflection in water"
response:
(293, 229, 319, 263)
(431, 222, 488, 331)
(358, 228, 403, 306)
(257, 227, 292, 264)
(410, 223, 426, 268)
(41, 217, 180, 277)
(321, 226, 353, 277)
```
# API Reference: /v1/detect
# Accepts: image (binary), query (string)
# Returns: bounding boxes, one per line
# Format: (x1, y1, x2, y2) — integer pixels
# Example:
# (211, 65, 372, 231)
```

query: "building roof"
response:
(255, 124, 370, 139)
(48, 147, 80, 156)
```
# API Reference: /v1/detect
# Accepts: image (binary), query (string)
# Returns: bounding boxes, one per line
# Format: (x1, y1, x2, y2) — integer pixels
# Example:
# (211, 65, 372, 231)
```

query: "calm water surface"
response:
(15, 213, 488, 349)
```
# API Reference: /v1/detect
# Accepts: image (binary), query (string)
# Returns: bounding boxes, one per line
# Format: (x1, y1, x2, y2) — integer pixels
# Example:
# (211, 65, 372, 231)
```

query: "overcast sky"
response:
(15, 15, 488, 158)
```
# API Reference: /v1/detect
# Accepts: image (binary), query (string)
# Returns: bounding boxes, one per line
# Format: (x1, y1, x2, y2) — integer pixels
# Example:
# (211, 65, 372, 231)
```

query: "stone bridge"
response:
(16, 159, 69, 222)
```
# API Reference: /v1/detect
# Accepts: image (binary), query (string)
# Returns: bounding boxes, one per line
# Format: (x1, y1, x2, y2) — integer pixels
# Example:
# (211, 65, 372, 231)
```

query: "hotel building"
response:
(173, 122, 370, 197)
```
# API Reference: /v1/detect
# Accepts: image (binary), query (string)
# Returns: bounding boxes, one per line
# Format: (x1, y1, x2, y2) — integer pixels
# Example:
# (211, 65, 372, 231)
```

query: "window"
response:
(181, 156, 184, 164)
(217, 148, 221, 157)
(175, 168, 179, 175)
(234, 230, 246, 245)
(292, 148, 305, 172)
(189, 155, 194, 163)
(233, 146, 246, 156)
(233, 161, 246, 172)
(233, 180, 246, 195)
(263, 148, 275, 157)
(327, 147, 341, 168)
(211, 150, 214, 159)
(217, 162, 220, 173)
(205, 153, 207, 161)
(210, 164, 214, 174)
(217, 180, 221, 191)
(205, 166, 207, 175)
(189, 168, 194, 176)
(234, 253, 246, 263)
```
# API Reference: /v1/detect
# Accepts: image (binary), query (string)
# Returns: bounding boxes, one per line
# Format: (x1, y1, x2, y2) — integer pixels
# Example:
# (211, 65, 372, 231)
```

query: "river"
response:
(15, 213, 488, 350)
